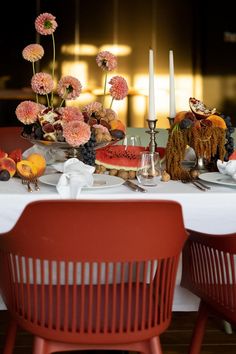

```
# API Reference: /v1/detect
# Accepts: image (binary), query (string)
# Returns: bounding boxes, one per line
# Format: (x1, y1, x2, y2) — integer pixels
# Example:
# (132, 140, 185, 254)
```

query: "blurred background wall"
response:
(0, 0, 235, 127)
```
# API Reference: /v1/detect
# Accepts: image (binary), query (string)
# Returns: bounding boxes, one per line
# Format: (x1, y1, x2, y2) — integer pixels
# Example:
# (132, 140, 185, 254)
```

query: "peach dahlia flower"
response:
(22, 44, 44, 62)
(15, 101, 42, 124)
(83, 102, 103, 116)
(59, 106, 84, 123)
(35, 13, 58, 35)
(31, 72, 54, 95)
(57, 76, 82, 100)
(63, 121, 91, 147)
(109, 76, 128, 100)
(96, 51, 117, 72)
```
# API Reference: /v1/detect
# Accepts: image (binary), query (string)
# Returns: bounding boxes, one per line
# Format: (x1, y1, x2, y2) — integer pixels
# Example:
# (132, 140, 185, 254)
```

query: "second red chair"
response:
(181, 229, 236, 354)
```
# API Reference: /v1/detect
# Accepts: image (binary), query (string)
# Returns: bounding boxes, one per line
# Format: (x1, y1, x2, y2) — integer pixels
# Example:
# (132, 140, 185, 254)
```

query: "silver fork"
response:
(32, 178, 40, 191)
(21, 178, 40, 192)
(21, 179, 33, 192)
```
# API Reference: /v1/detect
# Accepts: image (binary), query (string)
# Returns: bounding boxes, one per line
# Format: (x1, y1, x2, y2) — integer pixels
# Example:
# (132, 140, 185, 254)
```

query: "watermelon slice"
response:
(95, 145, 165, 171)
(229, 150, 236, 160)
(96, 145, 145, 171)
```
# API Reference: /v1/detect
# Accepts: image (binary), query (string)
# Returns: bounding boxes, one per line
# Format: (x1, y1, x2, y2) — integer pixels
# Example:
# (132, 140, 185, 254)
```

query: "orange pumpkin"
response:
(206, 115, 227, 129)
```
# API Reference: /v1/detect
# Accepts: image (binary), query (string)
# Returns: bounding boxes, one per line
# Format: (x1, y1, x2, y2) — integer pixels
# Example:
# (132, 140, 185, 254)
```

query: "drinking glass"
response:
(122, 135, 142, 147)
(136, 151, 161, 186)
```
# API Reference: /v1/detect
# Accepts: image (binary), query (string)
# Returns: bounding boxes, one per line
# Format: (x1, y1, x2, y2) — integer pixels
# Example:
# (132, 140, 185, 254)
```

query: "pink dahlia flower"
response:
(35, 13, 58, 35)
(59, 106, 84, 123)
(31, 72, 54, 95)
(109, 76, 128, 100)
(83, 102, 102, 116)
(96, 51, 117, 72)
(57, 76, 82, 100)
(15, 101, 42, 124)
(63, 121, 91, 147)
(22, 44, 44, 62)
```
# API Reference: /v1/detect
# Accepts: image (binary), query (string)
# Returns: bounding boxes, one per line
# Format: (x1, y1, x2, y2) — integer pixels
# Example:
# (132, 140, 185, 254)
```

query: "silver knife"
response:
(124, 180, 147, 193)
(190, 180, 206, 191)
(195, 178, 211, 190)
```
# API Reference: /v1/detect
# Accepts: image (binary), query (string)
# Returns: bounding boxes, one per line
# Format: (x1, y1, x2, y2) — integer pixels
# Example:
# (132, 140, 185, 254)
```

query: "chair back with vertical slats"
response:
(0, 200, 187, 347)
(181, 229, 236, 324)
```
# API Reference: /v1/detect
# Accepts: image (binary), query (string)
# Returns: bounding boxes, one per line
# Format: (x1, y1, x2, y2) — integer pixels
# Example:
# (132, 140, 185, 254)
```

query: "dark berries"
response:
(0, 169, 11, 181)
(80, 130, 96, 166)
(179, 118, 194, 129)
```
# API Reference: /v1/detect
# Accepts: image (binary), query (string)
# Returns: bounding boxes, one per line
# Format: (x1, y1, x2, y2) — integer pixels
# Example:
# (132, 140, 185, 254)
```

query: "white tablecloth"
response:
(0, 176, 236, 311)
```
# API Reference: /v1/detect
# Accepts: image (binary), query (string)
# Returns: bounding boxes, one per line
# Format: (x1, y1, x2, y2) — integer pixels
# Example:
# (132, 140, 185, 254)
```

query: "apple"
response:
(0, 157, 16, 177)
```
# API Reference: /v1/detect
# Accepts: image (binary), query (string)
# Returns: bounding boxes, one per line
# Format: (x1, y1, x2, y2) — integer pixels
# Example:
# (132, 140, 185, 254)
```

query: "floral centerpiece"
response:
(165, 97, 235, 180)
(15, 12, 128, 165)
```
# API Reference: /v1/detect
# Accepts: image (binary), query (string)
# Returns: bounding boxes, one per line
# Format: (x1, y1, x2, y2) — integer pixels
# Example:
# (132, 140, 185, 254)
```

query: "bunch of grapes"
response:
(80, 130, 96, 166)
(209, 114, 234, 168)
(22, 124, 34, 138)
(22, 124, 44, 140)
(221, 114, 235, 160)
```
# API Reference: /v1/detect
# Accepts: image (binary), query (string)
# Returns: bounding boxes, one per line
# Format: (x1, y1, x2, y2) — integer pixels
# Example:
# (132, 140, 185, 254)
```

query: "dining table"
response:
(0, 170, 236, 312)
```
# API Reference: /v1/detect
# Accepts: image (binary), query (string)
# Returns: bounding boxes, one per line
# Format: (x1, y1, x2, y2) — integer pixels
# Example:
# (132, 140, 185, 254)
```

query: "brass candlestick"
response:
(167, 116, 175, 129)
(146, 119, 158, 153)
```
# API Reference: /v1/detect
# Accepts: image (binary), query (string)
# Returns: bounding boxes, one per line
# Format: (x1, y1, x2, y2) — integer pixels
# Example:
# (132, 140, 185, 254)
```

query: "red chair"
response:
(0, 126, 32, 152)
(0, 200, 187, 354)
(181, 229, 236, 354)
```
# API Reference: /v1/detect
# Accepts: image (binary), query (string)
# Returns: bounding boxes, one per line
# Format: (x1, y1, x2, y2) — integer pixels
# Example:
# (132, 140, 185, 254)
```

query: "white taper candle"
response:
(148, 48, 156, 120)
(169, 50, 176, 118)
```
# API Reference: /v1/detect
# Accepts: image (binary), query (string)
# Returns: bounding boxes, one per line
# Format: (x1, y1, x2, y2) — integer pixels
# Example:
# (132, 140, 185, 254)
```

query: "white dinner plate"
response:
(199, 172, 236, 187)
(39, 173, 124, 189)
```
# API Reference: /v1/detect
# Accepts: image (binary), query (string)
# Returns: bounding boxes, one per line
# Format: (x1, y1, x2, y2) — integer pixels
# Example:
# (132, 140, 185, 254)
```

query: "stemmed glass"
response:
(136, 151, 161, 186)
(122, 135, 142, 148)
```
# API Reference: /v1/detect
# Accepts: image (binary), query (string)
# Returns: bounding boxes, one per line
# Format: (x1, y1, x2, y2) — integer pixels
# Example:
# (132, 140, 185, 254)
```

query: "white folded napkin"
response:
(217, 159, 236, 180)
(52, 158, 95, 198)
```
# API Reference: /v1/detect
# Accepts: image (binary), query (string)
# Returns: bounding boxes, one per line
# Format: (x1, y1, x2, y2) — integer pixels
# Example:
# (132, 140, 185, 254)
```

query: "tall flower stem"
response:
(32, 62, 39, 103)
(59, 90, 69, 108)
(46, 94, 50, 107)
(102, 72, 108, 108)
(50, 32, 56, 107)
(59, 98, 65, 108)
(110, 97, 114, 109)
